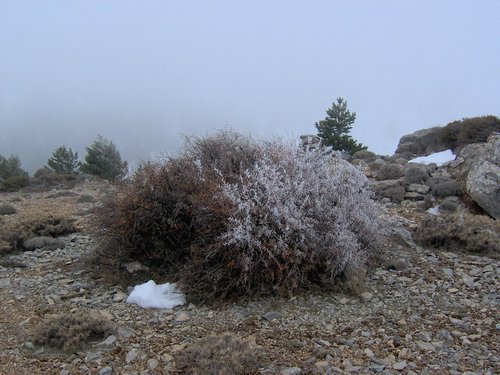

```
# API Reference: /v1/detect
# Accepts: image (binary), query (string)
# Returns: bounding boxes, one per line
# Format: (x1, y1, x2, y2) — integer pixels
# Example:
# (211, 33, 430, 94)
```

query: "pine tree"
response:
(0, 154, 28, 181)
(315, 97, 367, 155)
(81, 135, 128, 180)
(47, 146, 82, 174)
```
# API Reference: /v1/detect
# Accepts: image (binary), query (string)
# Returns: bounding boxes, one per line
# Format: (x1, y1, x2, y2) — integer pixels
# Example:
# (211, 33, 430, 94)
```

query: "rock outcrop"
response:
(393, 127, 448, 159)
(466, 133, 500, 219)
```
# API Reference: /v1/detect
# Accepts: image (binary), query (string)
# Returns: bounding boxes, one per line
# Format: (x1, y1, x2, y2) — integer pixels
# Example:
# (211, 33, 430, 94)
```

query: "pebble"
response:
(125, 349, 138, 364)
(280, 367, 302, 375)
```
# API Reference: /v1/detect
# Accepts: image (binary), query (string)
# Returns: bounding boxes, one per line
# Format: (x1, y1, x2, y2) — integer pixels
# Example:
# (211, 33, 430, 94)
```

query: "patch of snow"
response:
(410, 150, 455, 166)
(427, 206, 440, 215)
(126, 280, 185, 309)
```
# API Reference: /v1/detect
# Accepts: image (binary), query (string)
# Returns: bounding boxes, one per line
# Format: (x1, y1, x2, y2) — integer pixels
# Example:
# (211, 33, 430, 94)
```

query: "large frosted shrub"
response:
(93, 131, 382, 302)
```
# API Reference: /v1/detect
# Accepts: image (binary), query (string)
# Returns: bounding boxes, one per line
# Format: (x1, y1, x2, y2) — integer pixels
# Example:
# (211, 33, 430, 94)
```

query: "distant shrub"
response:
(0, 175, 30, 192)
(0, 154, 28, 181)
(0, 154, 29, 191)
(33, 311, 113, 353)
(94, 131, 383, 302)
(47, 145, 82, 175)
(81, 135, 128, 181)
(175, 334, 265, 375)
(415, 212, 500, 257)
(442, 115, 500, 152)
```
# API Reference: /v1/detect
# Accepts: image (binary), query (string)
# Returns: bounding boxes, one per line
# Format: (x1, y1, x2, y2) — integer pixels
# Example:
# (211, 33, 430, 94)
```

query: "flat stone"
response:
(99, 335, 117, 347)
(98, 367, 113, 375)
(394, 361, 407, 370)
(113, 291, 128, 302)
(280, 367, 302, 375)
(360, 292, 373, 302)
(147, 358, 159, 370)
(174, 312, 190, 323)
(262, 311, 281, 321)
(125, 349, 139, 364)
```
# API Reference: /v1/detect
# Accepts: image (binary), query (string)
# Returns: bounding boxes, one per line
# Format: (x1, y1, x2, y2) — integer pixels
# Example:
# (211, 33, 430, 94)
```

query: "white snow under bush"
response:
(126, 280, 185, 308)
(409, 150, 455, 166)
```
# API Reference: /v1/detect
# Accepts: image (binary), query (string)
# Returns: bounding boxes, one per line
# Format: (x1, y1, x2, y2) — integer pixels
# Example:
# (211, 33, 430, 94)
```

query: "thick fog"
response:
(1, 1, 499, 173)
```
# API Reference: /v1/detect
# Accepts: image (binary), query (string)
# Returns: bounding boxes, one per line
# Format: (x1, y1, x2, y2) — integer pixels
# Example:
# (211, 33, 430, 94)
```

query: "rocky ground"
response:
(0, 182, 498, 375)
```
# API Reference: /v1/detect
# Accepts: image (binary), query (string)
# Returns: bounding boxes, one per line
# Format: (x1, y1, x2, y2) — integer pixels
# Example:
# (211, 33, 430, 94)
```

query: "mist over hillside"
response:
(1, 1, 499, 173)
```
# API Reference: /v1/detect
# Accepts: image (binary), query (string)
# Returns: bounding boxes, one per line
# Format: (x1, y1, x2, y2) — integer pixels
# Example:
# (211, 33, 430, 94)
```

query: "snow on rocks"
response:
(126, 280, 185, 309)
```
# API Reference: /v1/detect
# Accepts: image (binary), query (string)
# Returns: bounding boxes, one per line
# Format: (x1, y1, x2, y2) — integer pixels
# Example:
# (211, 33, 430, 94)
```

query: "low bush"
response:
(414, 212, 500, 257)
(33, 311, 113, 353)
(93, 131, 383, 302)
(442, 115, 500, 152)
(175, 334, 265, 375)
(0, 175, 30, 192)
(0, 214, 78, 252)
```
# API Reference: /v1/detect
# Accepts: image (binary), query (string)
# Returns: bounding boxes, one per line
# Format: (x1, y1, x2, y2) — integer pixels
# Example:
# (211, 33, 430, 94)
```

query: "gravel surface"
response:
(0, 183, 498, 374)
(0, 231, 498, 374)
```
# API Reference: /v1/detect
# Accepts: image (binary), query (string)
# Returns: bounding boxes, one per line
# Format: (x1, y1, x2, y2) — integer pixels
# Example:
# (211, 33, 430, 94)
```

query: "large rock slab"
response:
(394, 127, 448, 159)
(466, 133, 500, 218)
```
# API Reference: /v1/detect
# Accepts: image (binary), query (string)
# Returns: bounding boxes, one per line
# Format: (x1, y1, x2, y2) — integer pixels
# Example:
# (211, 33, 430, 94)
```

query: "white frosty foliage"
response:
(126, 280, 185, 309)
(220, 145, 381, 284)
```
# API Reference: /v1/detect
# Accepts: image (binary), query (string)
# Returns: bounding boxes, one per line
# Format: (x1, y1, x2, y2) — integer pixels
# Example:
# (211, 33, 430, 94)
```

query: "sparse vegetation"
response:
(93, 130, 383, 302)
(81, 135, 128, 181)
(441, 115, 500, 152)
(33, 311, 113, 353)
(415, 212, 500, 257)
(47, 146, 82, 175)
(175, 333, 265, 375)
(0, 213, 77, 253)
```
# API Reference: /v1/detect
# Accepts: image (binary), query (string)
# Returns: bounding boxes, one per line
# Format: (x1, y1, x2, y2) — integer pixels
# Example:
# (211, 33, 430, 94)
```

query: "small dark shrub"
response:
(403, 166, 430, 185)
(0, 175, 30, 192)
(23, 236, 65, 251)
(372, 180, 405, 203)
(175, 334, 265, 375)
(0, 259, 27, 268)
(33, 311, 113, 353)
(93, 131, 383, 302)
(442, 115, 500, 152)
(0, 204, 17, 215)
(415, 213, 500, 257)
(76, 194, 96, 203)
(426, 177, 462, 198)
(376, 164, 404, 181)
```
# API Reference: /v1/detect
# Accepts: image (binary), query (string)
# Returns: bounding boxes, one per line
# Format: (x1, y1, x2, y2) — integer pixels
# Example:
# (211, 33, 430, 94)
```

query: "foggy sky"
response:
(1, 1, 499, 173)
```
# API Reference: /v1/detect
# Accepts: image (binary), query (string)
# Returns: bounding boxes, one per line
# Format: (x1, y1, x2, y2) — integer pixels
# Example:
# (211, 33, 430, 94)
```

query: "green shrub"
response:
(442, 115, 500, 152)
(175, 334, 265, 375)
(93, 130, 383, 302)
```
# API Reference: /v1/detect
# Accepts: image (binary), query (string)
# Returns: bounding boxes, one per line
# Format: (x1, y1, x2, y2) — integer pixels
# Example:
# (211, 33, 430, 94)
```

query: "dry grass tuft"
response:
(175, 333, 266, 375)
(414, 212, 500, 257)
(32, 311, 113, 353)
